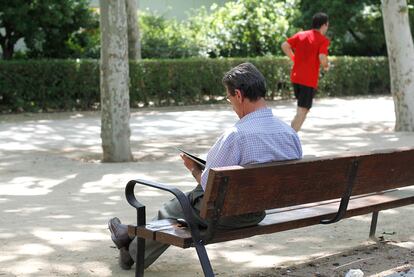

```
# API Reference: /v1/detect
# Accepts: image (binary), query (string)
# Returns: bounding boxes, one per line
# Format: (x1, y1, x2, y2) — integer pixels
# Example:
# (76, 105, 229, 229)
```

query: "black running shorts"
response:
(293, 83, 316, 109)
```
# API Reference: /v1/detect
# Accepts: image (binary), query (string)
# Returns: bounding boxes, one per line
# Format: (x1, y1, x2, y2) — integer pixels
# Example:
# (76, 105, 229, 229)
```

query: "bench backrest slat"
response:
(353, 149, 414, 194)
(199, 148, 414, 219)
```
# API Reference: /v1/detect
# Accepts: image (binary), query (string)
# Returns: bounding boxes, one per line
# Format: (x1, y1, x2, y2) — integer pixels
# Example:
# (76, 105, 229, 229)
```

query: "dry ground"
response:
(1, 96, 414, 276)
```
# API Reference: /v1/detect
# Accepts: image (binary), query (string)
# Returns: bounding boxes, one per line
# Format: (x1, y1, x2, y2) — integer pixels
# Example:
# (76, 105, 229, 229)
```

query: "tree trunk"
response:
(0, 42, 11, 60)
(0, 30, 16, 60)
(99, 0, 133, 162)
(125, 0, 141, 60)
(381, 0, 414, 131)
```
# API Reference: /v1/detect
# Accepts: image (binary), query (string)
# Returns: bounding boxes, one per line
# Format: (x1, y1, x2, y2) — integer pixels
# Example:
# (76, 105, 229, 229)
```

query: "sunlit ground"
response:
(1, 96, 414, 276)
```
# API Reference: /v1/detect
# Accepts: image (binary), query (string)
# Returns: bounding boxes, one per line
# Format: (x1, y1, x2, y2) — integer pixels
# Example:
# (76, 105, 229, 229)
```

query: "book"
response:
(177, 147, 206, 169)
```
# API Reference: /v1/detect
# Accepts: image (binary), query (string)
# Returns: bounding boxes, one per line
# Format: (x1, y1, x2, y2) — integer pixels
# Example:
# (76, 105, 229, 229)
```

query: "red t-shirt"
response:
(287, 30, 330, 88)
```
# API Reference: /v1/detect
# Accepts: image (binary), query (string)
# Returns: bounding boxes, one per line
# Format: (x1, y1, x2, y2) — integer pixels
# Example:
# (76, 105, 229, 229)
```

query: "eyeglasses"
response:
(226, 95, 231, 103)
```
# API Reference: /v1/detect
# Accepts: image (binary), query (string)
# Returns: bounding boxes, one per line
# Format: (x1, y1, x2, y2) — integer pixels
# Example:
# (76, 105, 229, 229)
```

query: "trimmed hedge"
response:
(0, 57, 389, 113)
(0, 60, 99, 112)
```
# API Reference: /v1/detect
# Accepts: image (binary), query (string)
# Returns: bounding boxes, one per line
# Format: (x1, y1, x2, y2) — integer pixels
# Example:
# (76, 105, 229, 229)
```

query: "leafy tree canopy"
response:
(1, 0, 412, 59)
(188, 0, 298, 57)
(295, 0, 413, 56)
(0, 0, 98, 59)
(139, 11, 199, 59)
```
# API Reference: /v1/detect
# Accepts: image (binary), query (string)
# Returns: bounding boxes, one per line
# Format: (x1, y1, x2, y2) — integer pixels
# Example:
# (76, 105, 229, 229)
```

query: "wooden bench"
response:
(125, 147, 414, 277)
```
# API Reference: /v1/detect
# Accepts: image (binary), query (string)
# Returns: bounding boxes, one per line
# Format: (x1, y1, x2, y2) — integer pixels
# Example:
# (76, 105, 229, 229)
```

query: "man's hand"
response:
(180, 154, 202, 183)
(281, 41, 295, 62)
(319, 54, 329, 71)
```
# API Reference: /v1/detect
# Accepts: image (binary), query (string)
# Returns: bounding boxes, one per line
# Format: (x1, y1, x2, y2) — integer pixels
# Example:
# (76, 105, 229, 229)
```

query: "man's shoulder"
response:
(239, 115, 295, 136)
(220, 126, 239, 141)
(290, 30, 307, 39)
(298, 29, 313, 36)
(300, 30, 329, 42)
(314, 30, 330, 43)
(291, 30, 319, 43)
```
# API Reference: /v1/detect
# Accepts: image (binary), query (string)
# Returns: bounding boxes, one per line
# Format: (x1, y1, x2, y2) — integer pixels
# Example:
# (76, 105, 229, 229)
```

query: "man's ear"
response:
(234, 89, 244, 103)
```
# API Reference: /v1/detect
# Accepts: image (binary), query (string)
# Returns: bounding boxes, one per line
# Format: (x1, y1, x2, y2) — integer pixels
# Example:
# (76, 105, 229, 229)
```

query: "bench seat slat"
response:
(133, 189, 414, 248)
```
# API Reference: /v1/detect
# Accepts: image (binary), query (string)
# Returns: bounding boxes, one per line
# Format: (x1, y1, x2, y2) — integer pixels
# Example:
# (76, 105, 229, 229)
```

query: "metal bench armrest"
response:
(125, 178, 214, 276)
(125, 178, 202, 239)
(125, 179, 186, 213)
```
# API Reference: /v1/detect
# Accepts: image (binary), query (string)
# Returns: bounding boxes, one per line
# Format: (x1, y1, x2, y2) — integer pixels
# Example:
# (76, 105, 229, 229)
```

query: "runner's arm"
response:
(319, 54, 329, 71)
(281, 41, 295, 61)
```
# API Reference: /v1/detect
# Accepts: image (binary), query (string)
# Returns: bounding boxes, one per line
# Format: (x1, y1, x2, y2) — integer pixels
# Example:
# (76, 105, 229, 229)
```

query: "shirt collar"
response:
(235, 107, 272, 126)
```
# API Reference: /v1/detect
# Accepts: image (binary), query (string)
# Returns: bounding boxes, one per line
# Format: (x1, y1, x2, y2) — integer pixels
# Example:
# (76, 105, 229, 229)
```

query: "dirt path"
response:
(1, 96, 413, 277)
(248, 240, 414, 277)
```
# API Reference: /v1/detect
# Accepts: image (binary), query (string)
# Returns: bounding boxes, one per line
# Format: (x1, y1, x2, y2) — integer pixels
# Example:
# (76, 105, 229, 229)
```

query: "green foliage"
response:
(295, 1, 388, 56)
(2, 0, 412, 60)
(0, 60, 99, 112)
(0, 57, 389, 113)
(317, 57, 389, 96)
(0, 0, 99, 59)
(64, 11, 101, 59)
(139, 11, 199, 59)
(136, 0, 414, 58)
(189, 0, 298, 57)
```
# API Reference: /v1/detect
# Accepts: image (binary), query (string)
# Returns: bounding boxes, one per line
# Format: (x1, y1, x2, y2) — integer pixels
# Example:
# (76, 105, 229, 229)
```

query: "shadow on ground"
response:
(1, 96, 414, 276)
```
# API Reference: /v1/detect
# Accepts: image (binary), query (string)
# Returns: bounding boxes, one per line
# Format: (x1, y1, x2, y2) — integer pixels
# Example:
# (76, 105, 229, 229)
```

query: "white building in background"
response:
(90, 0, 228, 20)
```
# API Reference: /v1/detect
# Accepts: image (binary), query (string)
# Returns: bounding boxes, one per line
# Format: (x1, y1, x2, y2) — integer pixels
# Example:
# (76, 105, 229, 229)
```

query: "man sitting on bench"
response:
(108, 62, 303, 270)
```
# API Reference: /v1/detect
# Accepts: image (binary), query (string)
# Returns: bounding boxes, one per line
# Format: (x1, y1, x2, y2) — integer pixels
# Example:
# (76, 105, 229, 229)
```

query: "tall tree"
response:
(0, 0, 97, 59)
(125, 0, 141, 60)
(99, 0, 133, 162)
(381, 0, 414, 131)
(296, 0, 387, 56)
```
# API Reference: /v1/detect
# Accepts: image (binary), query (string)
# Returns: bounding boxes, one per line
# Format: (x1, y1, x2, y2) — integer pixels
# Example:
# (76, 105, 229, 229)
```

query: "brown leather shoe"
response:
(119, 246, 134, 270)
(108, 217, 132, 249)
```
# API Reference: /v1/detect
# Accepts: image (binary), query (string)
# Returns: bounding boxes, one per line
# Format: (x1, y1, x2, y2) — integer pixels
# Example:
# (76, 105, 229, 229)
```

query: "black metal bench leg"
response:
(194, 242, 214, 277)
(135, 237, 146, 277)
(126, 179, 214, 276)
(369, 211, 379, 239)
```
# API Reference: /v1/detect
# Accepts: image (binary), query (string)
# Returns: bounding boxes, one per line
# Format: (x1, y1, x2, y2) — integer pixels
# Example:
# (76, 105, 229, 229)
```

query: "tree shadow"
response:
(1, 96, 414, 276)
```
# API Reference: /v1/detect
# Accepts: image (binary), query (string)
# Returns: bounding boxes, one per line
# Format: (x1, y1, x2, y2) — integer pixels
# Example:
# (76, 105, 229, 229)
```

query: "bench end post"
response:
(135, 204, 146, 276)
(320, 160, 359, 224)
(369, 211, 379, 239)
